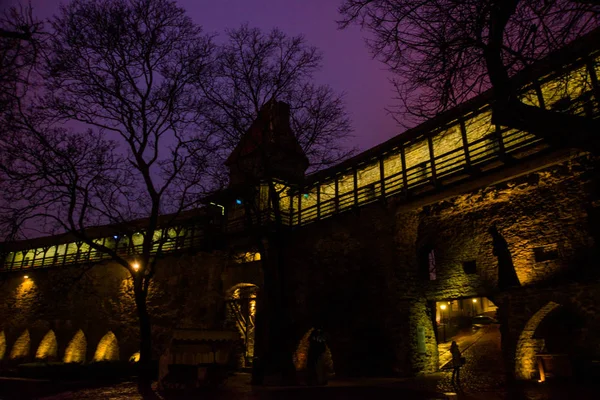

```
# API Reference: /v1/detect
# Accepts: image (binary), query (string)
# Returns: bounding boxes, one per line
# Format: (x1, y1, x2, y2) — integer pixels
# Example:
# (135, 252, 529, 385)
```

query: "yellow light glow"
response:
(472, 299, 477, 303)
(35, 330, 58, 360)
(64, 330, 87, 363)
(0, 331, 6, 360)
(24, 275, 28, 279)
(10, 330, 30, 359)
(440, 304, 447, 310)
(129, 352, 140, 362)
(132, 262, 140, 271)
(93, 331, 119, 362)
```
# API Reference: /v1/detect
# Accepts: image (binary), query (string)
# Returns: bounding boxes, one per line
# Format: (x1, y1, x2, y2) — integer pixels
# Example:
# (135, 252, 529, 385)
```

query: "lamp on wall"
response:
(440, 304, 447, 342)
(132, 262, 140, 272)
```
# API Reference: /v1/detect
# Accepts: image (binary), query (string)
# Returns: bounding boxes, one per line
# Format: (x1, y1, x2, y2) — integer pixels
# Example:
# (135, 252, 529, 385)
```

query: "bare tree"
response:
(0, 4, 42, 112)
(199, 24, 354, 173)
(0, 0, 215, 391)
(198, 25, 354, 383)
(339, 0, 600, 151)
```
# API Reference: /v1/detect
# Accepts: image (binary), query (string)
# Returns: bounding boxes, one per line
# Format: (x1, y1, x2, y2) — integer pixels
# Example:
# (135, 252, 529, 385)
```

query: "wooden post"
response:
(586, 59, 600, 106)
(379, 156, 386, 199)
(297, 189, 302, 226)
(316, 183, 321, 220)
(427, 136, 437, 185)
(353, 167, 359, 206)
(533, 79, 546, 110)
(334, 176, 339, 213)
(400, 145, 408, 194)
(459, 119, 472, 170)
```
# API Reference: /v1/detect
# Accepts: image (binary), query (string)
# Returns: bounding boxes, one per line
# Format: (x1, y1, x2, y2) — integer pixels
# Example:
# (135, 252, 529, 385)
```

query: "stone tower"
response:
(225, 99, 309, 186)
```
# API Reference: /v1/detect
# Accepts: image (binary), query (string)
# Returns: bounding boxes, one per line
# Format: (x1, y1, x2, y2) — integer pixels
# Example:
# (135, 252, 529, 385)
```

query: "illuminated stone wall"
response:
(0, 251, 227, 366)
(417, 154, 597, 299)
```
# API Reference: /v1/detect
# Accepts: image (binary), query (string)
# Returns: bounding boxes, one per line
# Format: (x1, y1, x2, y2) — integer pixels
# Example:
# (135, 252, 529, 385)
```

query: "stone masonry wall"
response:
(0, 251, 227, 367)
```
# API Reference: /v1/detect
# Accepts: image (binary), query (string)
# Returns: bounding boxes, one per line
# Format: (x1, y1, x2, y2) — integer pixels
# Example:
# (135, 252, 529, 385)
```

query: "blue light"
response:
(235, 199, 243, 205)
(113, 235, 118, 239)
(303, 193, 309, 199)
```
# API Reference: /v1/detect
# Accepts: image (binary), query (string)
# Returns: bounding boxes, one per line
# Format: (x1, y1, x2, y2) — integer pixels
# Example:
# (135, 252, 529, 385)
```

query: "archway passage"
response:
(515, 301, 561, 380)
(10, 330, 30, 360)
(93, 331, 119, 362)
(0, 331, 5, 360)
(36, 330, 58, 360)
(64, 330, 87, 363)
(516, 302, 584, 381)
(293, 328, 334, 376)
(226, 284, 258, 368)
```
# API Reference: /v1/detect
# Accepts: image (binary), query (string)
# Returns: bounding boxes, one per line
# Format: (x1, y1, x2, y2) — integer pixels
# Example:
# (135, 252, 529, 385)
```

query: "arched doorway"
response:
(516, 301, 584, 381)
(226, 284, 258, 368)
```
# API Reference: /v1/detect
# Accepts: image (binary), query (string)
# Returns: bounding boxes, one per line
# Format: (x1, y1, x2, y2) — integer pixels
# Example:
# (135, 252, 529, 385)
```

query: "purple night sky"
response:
(4, 0, 400, 153)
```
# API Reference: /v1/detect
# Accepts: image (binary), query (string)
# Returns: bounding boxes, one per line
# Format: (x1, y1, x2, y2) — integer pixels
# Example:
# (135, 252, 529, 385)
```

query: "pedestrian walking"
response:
(450, 341, 463, 384)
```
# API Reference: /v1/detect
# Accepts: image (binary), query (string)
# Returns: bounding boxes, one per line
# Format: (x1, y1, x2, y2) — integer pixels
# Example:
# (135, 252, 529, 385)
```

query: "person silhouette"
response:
(450, 341, 462, 384)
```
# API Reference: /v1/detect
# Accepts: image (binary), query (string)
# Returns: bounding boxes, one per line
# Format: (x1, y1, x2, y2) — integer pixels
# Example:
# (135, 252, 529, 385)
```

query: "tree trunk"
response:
(134, 284, 153, 393)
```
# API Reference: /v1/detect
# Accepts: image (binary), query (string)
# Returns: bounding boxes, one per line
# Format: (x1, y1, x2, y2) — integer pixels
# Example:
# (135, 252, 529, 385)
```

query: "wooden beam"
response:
(400, 145, 408, 194)
(316, 184, 321, 220)
(353, 168, 359, 206)
(459, 119, 472, 170)
(334, 176, 339, 213)
(379, 156, 386, 198)
(427, 136, 437, 185)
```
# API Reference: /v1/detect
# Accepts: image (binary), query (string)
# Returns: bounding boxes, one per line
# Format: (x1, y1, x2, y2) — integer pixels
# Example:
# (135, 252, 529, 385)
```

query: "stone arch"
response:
(35, 330, 58, 360)
(93, 331, 119, 362)
(64, 330, 87, 363)
(515, 301, 561, 380)
(0, 331, 5, 360)
(293, 328, 335, 375)
(10, 329, 30, 360)
(226, 283, 258, 368)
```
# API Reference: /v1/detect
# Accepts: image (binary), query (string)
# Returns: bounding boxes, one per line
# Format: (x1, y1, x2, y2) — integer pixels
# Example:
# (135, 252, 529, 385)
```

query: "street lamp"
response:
(440, 304, 447, 342)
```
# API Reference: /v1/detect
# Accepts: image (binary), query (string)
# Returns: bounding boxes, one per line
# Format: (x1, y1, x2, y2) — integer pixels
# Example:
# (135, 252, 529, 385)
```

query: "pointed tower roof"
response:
(225, 99, 309, 185)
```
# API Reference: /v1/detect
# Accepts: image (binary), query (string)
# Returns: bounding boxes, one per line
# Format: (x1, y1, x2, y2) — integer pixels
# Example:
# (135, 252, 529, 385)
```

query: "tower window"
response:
(463, 260, 477, 274)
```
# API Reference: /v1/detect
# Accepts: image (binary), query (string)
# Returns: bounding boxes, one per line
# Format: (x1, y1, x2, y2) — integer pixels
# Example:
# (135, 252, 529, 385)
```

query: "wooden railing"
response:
(1, 222, 215, 272)
(291, 91, 595, 227)
(3, 50, 599, 271)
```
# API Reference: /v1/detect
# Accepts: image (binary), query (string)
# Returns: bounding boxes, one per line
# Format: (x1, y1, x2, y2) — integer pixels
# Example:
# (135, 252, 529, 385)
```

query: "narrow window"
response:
(463, 260, 477, 274)
(428, 249, 437, 280)
(533, 245, 559, 262)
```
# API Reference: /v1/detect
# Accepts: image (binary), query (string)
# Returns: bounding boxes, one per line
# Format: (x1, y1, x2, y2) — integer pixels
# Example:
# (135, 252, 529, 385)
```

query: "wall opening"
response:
(10, 329, 30, 360)
(93, 331, 119, 362)
(0, 331, 5, 360)
(515, 301, 561, 380)
(293, 328, 335, 377)
(35, 330, 58, 360)
(64, 330, 87, 363)
(129, 352, 140, 363)
(226, 284, 258, 368)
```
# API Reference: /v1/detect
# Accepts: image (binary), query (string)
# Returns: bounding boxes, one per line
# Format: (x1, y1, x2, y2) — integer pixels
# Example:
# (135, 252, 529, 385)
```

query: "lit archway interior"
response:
(226, 284, 258, 368)
(93, 331, 119, 362)
(64, 330, 87, 363)
(35, 330, 58, 360)
(0, 331, 6, 360)
(515, 301, 561, 380)
(10, 329, 30, 360)
(293, 328, 334, 375)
